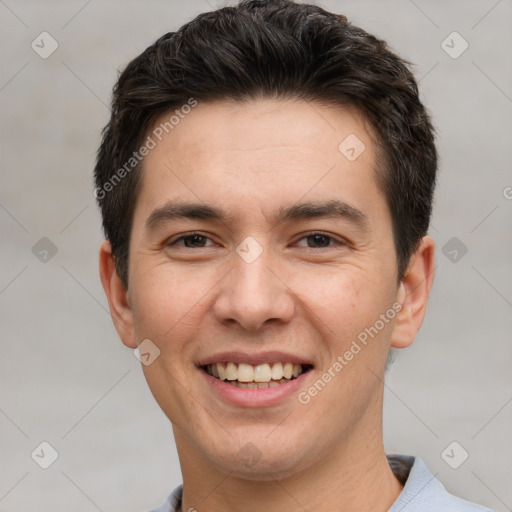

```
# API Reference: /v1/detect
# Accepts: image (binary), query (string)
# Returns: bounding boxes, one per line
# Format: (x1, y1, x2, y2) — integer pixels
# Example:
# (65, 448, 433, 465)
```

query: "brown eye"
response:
(306, 234, 332, 248)
(168, 233, 213, 248)
(295, 232, 343, 248)
(182, 235, 207, 248)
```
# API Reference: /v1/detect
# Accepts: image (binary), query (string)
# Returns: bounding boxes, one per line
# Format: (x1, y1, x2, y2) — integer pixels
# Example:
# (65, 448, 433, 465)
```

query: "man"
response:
(94, 1, 494, 510)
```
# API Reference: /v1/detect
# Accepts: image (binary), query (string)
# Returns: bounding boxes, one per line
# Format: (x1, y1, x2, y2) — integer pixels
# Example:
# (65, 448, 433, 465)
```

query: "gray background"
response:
(1, 0, 511, 511)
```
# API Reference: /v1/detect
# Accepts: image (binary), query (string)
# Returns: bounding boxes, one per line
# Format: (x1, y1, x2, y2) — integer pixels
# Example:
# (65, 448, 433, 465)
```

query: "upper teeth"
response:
(206, 362, 303, 382)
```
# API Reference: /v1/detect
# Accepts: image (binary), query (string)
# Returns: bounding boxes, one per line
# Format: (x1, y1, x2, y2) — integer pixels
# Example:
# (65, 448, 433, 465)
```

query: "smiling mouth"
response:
(201, 362, 314, 389)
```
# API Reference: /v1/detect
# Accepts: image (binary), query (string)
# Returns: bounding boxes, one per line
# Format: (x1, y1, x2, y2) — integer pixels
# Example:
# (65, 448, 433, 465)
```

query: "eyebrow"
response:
(145, 199, 369, 231)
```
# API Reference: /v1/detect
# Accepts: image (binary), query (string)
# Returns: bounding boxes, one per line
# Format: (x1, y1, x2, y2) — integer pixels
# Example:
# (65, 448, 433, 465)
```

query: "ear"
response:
(391, 235, 435, 349)
(98, 240, 137, 349)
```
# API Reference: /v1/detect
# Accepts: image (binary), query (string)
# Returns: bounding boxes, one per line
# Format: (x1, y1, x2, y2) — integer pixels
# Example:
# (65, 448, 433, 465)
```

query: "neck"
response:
(174, 409, 403, 512)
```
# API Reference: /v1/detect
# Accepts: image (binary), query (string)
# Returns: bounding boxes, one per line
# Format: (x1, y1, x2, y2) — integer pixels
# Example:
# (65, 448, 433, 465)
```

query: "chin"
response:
(202, 435, 312, 481)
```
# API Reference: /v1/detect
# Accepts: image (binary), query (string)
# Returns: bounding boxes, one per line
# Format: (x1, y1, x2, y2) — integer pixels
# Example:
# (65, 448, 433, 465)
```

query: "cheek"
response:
(302, 267, 394, 356)
(129, 264, 209, 350)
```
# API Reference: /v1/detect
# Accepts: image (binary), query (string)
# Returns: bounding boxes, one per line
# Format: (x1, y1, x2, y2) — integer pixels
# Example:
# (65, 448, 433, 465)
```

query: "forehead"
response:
(147, 98, 377, 164)
(133, 98, 387, 230)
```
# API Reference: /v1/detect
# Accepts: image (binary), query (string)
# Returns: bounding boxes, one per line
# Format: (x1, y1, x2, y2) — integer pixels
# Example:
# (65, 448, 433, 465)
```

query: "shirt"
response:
(149, 454, 495, 512)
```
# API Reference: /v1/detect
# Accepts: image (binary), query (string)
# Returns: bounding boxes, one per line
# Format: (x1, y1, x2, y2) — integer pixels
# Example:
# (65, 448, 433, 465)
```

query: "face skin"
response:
(100, 98, 435, 512)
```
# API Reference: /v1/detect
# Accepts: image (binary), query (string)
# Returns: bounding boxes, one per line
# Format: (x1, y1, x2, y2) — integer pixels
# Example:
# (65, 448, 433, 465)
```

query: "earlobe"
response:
(98, 240, 137, 348)
(390, 236, 435, 349)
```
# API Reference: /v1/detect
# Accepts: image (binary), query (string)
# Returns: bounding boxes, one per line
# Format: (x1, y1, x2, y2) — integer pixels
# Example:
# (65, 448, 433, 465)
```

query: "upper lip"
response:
(197, 351, 314, 367)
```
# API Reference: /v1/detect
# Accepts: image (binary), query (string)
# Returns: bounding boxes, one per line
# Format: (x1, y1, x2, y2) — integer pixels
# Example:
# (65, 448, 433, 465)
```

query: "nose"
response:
(212, 246, 295, 332)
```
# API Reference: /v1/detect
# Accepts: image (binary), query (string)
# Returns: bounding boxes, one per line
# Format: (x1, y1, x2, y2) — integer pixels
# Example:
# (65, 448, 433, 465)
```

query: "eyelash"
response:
(167, 231, 345, 249)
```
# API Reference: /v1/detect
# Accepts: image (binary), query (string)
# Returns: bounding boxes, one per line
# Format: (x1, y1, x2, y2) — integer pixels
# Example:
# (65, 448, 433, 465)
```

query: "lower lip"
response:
(199, 368, 313, 408)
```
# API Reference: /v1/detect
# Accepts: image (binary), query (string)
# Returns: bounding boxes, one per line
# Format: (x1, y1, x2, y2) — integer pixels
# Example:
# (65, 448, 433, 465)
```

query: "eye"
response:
(295, 232, 344, 248)
(167, 232, 215, 248)
(166, 231, 345, 250)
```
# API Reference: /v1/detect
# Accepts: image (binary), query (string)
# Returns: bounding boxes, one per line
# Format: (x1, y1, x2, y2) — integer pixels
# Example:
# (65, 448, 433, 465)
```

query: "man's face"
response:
(122, 99, 404, 478)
